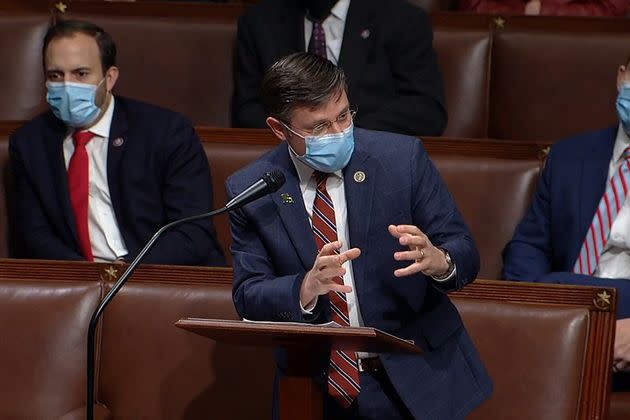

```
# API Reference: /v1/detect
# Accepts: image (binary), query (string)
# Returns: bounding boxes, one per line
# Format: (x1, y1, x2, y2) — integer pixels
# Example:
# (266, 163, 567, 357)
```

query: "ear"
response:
(105, 66, 119, 92)
(266, 117, 288, 141)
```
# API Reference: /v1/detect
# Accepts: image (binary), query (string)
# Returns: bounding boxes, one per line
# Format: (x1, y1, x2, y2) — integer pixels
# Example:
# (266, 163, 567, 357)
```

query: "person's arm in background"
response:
(356, 5, 447, 136)
(458, 0, 526, 14)
(231, 11, 268, 128)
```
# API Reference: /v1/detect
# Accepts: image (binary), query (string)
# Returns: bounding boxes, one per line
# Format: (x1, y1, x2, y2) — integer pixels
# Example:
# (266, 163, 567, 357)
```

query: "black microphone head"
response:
(262, 170, 286, 193)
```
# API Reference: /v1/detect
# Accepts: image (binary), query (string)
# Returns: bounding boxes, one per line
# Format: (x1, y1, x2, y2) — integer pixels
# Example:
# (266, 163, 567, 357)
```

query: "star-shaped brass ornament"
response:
(493, 17, 506, 29)
(54, 2, 68, 13)
(594, 290, 612, 310)
(105, 266, 119, 280)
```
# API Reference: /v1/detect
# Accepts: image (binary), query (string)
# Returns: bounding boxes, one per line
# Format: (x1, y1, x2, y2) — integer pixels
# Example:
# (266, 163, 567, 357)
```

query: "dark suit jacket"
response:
(503, 126, 630, 318)
(226, 128, 492, 419)
(232, 0, 447, 136)
(10, 96, 225, 266)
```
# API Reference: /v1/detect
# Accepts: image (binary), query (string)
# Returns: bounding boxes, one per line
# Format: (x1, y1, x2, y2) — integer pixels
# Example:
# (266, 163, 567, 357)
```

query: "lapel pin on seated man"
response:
(226, 52, 492, 419)
(9, 19, 225, 267)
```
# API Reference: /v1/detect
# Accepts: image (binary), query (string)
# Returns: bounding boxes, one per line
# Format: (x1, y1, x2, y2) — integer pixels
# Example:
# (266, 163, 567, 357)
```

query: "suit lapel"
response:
(338, 0, 373, 97)
(343, 145, 375, 291)
(106, 98, 129, 228)
(270, 146, 319, 270)
(44, 114, 79, 244)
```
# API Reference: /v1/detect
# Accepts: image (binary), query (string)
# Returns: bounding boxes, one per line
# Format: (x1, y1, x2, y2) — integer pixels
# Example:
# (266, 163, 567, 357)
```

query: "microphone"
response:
(86, 170, 285, 420)
(225, 170, 286, 211)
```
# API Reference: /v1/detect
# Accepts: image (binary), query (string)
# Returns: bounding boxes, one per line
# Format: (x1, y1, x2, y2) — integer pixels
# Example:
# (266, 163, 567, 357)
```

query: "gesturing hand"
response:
(300, 241, 361, 308)
(388, 224, 450, 278)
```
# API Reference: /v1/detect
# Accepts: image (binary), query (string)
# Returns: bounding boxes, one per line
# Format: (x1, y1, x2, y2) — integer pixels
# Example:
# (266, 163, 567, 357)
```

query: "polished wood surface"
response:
(175, 318, 422, 354)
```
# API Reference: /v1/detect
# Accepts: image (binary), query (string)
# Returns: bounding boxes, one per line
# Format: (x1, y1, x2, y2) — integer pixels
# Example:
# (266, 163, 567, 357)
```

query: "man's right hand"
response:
(300, 241, 361, 308)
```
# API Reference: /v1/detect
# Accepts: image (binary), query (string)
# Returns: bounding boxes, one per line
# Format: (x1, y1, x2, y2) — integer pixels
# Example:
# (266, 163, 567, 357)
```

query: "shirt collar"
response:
(330, 0, 350, 22)
(82, 95, 115, 139)
(612, 123, 630, 164)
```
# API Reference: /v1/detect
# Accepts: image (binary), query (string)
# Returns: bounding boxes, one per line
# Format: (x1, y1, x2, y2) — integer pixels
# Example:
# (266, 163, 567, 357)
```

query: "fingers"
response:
(394, 262, 423, 278)
(394, 249, 424, 262)
(302, 242, 361, 302)
(318, 240, 343, 257)
(389, 225, 429, 249)
(388, 224, 423, 238)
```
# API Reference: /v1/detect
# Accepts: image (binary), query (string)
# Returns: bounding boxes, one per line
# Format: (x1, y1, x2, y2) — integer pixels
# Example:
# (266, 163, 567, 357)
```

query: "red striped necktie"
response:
(574, 146, 630, 274)
(68, 130, 94, 261)
(311, 171, 360, 408)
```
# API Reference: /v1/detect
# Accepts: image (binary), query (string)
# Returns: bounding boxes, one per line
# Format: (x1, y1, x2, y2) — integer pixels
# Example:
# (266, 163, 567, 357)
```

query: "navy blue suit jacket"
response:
(226, 128, 492, 419)
(232, 0, 447, 136)
(504, 126, 630, 318)
(10, 96, 225, 266)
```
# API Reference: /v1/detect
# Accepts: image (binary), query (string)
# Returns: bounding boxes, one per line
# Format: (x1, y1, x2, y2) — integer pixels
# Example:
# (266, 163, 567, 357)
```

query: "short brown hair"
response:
(261, 52, 347, 123)
(43, 19, 117, 74)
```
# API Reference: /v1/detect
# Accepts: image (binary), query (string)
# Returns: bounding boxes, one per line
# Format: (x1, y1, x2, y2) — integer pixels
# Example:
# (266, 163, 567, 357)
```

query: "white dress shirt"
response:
(303, 0, 350, 65)
(594, 124, 630, 279)
(63, 96, 128, 262)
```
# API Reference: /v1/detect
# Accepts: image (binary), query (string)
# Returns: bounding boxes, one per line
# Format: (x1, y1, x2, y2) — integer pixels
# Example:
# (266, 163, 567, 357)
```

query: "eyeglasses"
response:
(284, 109, 357, 138)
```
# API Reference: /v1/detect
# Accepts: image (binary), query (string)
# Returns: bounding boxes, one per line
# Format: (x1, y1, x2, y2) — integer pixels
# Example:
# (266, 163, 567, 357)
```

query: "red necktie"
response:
(574, 146, 630, 274)
(311, 171, 360, 408)
(68, 131, 94, 261)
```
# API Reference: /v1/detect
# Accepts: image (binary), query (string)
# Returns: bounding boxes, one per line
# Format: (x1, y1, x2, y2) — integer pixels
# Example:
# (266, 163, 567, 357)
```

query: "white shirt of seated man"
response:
(63, 95, 128, 262)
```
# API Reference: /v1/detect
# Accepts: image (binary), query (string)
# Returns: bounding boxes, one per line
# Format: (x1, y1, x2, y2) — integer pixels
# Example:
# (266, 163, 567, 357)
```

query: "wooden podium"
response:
(175, 318, 422, 420)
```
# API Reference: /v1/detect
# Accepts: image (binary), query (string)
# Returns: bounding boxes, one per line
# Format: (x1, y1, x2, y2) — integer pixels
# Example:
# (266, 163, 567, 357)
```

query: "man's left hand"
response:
(388, 224, 450, 278)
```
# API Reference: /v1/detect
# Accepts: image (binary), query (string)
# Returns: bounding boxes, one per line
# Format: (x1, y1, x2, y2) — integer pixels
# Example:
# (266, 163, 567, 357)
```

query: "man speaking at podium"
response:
(227, 53, 492, 419)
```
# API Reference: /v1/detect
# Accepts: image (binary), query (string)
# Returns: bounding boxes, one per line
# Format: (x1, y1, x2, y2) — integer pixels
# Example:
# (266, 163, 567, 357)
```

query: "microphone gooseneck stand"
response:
(85, 207, 226, 419)
(85, 170, 285, 420)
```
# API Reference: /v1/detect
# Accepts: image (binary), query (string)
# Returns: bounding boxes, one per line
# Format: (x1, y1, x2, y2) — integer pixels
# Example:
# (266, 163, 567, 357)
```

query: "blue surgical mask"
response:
(46, 79, 105, 128)
(616, 83, 630, 133)
(296, 124, 355, 173)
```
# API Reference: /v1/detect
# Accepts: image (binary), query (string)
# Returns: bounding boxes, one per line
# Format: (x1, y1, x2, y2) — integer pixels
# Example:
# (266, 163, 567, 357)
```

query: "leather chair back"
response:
(489, 16, 629, 141)
(98, 276, 275, 419)
(60, 11, 242, 127)
(435, 156, 539, 278)
(433, 15, 492, 138)
(0, 279, 102, 418)
(0, 14, 49, 121)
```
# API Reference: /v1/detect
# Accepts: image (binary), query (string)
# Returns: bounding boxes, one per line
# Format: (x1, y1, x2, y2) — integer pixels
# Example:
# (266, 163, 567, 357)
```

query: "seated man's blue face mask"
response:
(46, 78, 105, 128)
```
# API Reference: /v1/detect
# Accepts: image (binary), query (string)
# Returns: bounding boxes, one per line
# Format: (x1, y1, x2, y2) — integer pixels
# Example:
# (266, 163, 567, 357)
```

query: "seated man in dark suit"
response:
(227, 52, 491, 419)
(232, 0, 447, 137)
(503, 55, 630, 386)
(10, 19, 225, 266)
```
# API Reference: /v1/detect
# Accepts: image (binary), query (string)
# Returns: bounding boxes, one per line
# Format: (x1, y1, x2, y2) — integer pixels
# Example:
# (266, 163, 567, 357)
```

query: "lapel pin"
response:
(281, 193, 294, 204)
(360, 29, 370, 39)
(112, 137, 124, 147)
(353, 171, 366, 183)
